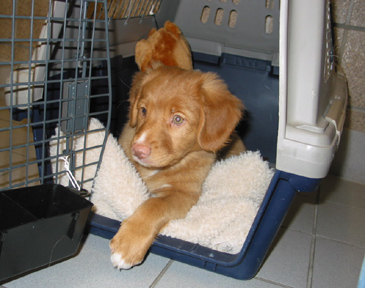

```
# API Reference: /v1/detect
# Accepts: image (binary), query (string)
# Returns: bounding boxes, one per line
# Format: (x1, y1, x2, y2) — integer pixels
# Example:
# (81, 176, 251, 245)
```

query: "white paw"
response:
(110, 253, 133, 270)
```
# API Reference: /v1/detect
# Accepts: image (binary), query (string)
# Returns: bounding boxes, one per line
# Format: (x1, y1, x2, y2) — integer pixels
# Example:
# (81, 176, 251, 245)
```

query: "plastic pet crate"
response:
(0, 0, 347, 282)
(88, 0, 347, 280)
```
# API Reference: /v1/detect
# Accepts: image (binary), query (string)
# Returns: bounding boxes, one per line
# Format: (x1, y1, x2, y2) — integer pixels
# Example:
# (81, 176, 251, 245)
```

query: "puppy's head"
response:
(128, 66, 243, 168)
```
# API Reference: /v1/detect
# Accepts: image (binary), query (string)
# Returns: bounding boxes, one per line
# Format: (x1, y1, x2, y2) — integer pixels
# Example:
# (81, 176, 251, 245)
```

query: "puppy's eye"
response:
(140, 107, 147, 116)
(172, 115, 184, 125)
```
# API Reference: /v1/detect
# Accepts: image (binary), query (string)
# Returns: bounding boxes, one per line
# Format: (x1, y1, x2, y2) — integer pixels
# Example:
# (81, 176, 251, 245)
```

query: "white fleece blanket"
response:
(50, 118, 274, 254)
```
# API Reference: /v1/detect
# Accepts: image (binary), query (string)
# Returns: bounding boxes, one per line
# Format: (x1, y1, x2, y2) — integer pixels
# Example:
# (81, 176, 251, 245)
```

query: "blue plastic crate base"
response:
(89, 170, 320, 280)
(0, 184, 93, 283)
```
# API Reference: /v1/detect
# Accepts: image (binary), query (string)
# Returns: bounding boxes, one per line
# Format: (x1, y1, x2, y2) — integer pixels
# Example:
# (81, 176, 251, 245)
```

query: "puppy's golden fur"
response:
(110, 66, 244, 269)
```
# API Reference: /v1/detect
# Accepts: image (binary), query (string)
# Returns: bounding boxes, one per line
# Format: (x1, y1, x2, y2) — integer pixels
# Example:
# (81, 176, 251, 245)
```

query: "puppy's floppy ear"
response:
(135, 40, 153, 72)
(128, 71, 147, 127)
(135, 28, 157, 71)
(198, 73, 244, 152)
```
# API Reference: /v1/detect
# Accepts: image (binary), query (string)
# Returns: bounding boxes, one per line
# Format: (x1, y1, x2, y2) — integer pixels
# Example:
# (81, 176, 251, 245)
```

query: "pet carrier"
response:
(0, 0, 347, 282)
(88, 0, 347, 280)
(0, 0, 112, 282)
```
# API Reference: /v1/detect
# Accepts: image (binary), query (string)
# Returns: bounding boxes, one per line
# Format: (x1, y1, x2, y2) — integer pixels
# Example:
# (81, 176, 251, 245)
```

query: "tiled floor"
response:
(1, 96, 365, 288)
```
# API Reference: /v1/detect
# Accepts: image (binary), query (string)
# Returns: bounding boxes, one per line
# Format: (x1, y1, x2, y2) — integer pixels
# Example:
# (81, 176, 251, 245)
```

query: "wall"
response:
(332, 0, 365, 133)
(330, 0, 365, 183)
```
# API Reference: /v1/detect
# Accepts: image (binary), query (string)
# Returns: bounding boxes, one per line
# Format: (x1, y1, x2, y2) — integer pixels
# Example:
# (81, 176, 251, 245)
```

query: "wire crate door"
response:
(0, 0, 113, 192)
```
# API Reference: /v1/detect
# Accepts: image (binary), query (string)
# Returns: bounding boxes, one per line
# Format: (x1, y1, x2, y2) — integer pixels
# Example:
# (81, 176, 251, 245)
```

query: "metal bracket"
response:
(61, 80, 90, 134)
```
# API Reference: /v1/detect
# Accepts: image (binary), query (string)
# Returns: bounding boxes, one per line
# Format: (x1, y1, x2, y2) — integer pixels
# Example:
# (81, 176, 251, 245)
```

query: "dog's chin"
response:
(132, 155, 166, 169)
(132, 155, 177, 169)
(133, 156, 153, 168)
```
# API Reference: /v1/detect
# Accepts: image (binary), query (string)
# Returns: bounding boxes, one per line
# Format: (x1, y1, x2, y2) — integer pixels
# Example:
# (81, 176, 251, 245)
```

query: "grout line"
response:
(149, 260, 173, 288)
(327, 173, 365, 186)
(315, 234, 365, 250)
(347, 106, 365, 113)
(308, 179, 364, 250)
(306, 187, 320, 288)
(321, 198, 365, 211)
(306, 209, 318, 288)
(254, 277, 295, 288)
(333, 23, 365, 32)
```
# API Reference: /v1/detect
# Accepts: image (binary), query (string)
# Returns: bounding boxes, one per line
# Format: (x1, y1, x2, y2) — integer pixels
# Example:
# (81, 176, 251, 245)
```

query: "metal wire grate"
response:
(0, 0, 113, 191)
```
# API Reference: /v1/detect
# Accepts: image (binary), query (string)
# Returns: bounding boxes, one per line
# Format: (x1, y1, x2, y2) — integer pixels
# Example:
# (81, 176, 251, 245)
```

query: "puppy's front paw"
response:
(110, 251, 134, 270)
(109, 219, 153, 270)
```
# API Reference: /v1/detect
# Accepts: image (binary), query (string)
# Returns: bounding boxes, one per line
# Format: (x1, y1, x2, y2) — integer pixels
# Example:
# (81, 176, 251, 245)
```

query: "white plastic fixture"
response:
(277, 0, 347, 179)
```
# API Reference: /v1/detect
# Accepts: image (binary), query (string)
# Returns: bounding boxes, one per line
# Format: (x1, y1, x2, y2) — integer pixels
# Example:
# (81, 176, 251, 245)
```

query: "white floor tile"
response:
(154, 261, 282, 288)
(256, 228, 312, 288)
(320, 175, 365, 209)
(316, 201, 365, 248)
(4, 234, 170, 288)
(282, 192, 316, 234)
(311, 237, 365, 288)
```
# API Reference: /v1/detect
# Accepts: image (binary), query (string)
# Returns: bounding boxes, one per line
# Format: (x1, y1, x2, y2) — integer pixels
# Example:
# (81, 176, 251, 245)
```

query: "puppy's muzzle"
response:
(132, 143, 151, 160)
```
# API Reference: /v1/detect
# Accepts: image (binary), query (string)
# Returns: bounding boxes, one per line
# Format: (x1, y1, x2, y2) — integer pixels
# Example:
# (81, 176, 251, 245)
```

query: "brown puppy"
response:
(110, 66, 244, 269)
